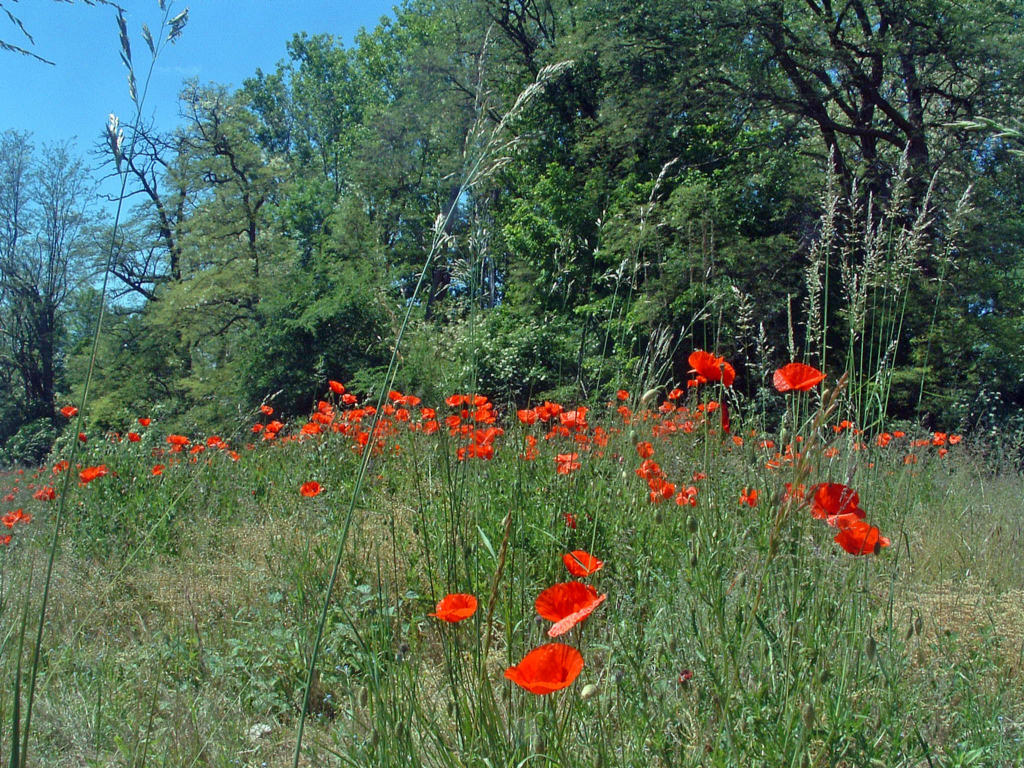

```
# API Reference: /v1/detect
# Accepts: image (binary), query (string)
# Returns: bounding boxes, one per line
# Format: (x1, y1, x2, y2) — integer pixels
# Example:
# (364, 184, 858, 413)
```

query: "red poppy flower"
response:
(688, 350, 736, 387)
(327, 379, 346, 395)
(429, 593, 478, 622)
(635, 459, 663, 481)
(151, 464, 165, 476)
(60, 405, 78, 419)
(138, 417, 151, 427)
(167, 434, 190, 447)
(636, 441, 654, 459)
(53, 460, 69, 473)
(555, 453, 581, 475)
(649, 479, 675, 503)
(563, 550, 604, 577)
(773, 363, 826, 393)
(33, 486, 56, 501)
(78, 432, 87, 443)
(300, 481, 323, 497)
(616, 389, 629, 401)
(834, 518, 890, 555)
(675, 485, 698, 506)
(2, 509, 31, 527)
(127, 432, 141, 442)
(79, 465, 108, 484)
(807, 483, 863, 522)
(504, 643, 584, 695)
(535, 582, 607, 637)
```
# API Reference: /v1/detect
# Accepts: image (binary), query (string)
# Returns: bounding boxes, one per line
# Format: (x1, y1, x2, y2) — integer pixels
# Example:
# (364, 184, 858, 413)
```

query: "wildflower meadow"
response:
(2, 354, 1023, 766)
(3, 1, 1024, 766)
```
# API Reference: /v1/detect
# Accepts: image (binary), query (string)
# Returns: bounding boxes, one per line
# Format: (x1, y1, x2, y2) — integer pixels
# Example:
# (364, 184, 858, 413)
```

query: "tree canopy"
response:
(2, 0, 1023, 461)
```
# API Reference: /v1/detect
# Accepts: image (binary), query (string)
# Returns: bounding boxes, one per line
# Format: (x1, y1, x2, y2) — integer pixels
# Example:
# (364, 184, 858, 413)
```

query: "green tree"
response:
(0, 132, 94, 455)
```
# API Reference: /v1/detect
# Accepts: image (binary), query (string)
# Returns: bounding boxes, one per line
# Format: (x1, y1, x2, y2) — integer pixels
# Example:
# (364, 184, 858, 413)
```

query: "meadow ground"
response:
(2, 368, 1023, 767)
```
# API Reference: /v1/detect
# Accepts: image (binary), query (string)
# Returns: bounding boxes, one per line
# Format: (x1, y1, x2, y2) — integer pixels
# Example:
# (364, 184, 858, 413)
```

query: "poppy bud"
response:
(865, 635, 877, 661)
(802, 701, 816, 729)
(687, 515, 698, 533)
(357, 687, 368, 708)
(580, 683, 598, 700)
(914, 615, 923, 636)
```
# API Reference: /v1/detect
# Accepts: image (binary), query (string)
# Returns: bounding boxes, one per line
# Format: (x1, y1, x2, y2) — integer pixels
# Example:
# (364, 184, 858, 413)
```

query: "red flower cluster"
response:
(806, 482, 890, 555)
(504, 549, 606, 695)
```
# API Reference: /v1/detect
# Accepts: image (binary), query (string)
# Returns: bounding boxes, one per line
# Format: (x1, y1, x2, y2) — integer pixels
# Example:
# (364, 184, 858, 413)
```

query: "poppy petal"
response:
(807, 483, 862, 520)
(504, 643, 584, 695)
(562, 550, 604, 577)
(429, 593, 478, 622)
(773, 363, 826, 393)
(548, 593, 607, 637)
(834, 519, 890, 555)
(535, 582, 606, 634)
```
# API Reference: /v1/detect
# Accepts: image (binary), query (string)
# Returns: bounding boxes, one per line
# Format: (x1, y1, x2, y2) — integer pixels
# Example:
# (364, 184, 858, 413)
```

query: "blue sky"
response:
(1, 1, 396, 156)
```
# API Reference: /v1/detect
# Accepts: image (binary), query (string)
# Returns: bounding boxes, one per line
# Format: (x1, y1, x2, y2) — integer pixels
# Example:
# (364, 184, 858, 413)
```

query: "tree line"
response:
(2, 0, 1023, 463)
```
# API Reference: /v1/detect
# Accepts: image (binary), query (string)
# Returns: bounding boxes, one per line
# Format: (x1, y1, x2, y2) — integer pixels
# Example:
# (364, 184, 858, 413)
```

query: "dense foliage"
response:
(2, 0, 1024, 463)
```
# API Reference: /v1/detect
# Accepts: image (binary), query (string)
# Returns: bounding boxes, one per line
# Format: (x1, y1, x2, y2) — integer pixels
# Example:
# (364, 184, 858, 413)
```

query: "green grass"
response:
(2, 386, 1022, 767)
